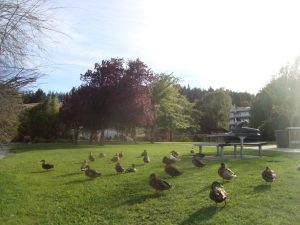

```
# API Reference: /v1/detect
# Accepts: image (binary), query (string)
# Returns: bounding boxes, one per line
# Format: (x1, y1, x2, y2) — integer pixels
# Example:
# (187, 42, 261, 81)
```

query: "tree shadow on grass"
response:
(179, 205, 221, 225)
(120, 192, 163, 206)
(31, 170, 52, 173)
(253, 184, 271, 192)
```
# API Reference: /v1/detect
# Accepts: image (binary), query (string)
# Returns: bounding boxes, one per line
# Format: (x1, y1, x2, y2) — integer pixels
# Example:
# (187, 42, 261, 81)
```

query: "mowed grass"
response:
(0, 142, 300, 225)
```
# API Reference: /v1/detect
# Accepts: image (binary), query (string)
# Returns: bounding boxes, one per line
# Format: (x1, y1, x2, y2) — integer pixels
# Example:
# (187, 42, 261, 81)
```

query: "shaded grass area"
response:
(0, 142, 300, 225)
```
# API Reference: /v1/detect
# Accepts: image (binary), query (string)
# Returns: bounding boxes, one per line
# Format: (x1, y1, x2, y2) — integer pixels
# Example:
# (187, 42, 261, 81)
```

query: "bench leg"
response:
(259, 146, 262, 157)
(217, 146, 219, 156)
(234, 145, 237, 158)
(199, 146, 202, 153)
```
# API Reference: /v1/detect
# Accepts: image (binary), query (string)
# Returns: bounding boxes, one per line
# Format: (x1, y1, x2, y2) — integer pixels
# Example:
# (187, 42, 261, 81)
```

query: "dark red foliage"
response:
(60, 58, 155, 133)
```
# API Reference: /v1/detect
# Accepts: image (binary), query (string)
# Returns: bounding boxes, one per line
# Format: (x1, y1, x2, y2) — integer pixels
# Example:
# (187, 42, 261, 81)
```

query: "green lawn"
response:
(0, 142, 300, 225)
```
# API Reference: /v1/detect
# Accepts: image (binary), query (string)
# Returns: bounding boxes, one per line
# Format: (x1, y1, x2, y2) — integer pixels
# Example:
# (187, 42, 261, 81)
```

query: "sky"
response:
(37, 0, 300, 94)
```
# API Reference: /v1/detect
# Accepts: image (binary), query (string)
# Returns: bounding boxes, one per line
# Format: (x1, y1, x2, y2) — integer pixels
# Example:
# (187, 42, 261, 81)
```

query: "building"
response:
(229, 105, 251, 129)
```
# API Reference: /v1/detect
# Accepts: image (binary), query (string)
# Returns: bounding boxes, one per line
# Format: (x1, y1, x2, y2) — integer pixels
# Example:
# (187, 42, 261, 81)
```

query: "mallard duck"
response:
(149, 173, 171, 191)
(141, 149, 147, 157)
(40, 160, 54, 171)
(118, 151, 123, 158)
(262, 166, 276, 182)
(98, 153, 106, 158)
(165, 164, 183, 177)
(143, 153, 150, 163)
(80, 160, 88, 171)
(218, 163, 237, 182)
(112, 153, 120, 162)
(162, 156, 176, 165)
(82, 165, 101, 178)
(89, 152, 96, 161)
(115, 162, 125, 173)
(209, 181, 227, 206)
(171, 150, 180, 158)
(126, 164, 137, 173)
(297, 166, 300, 171)
(192, 157, 205, 167)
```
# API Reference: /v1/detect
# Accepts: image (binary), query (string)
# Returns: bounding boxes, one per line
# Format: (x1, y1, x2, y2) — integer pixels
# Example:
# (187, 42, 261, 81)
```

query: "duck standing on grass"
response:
(165, 164, 183, 177)
(218, 163, 237, 182)
(162, 156, 176, 165)
(40, 160, 54, 171)
(82, 165, 101, 178)
(118, 151, 123, 158)
(141, 149, 147, 157)
(262, 166, 276, 183)
(99, 153, 106, 158)
(143, 152, 150, 163)
(89, 152, 96, 161)
(115, 162, 125, 173)
(209, 181, 227, 207)
(149, 173, 171, 191)
(192, 157, 205, 168)
(112, 153, 120, 162)
(126, 164, 137, 173)
(80, 160, 88, 171)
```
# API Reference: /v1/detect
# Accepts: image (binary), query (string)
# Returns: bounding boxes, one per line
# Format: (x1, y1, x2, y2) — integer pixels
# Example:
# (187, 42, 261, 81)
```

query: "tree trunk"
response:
(73, 128, 79, 144)
(99, 129, 105, 145)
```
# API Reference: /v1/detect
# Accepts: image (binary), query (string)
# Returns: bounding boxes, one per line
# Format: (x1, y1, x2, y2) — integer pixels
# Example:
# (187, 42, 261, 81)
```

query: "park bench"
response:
(193, 141, 268, 159)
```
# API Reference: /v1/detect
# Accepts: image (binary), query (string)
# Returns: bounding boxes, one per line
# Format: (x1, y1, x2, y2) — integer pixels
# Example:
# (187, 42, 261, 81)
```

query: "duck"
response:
(82, 165, 101, 178)
(143, 153, 150, 163)
(80, 160, 88, 171)
(209, 181, 227, 206)
(162, 156, 176, 165)
(297, 166, 300, 171)
(115, 162, 125, 173)
(112, 153, 120, 162)
(262, 166, 276, 182)
(192, 157, 205, 167)
(165, 164, 183, 177)
(218, 163, 237, 182)
(118, 151, 123, 158)
(126, 164, 137, 173)
(40, 160, 54, 171)
(141, 149, 147, 157)
(89, 152, 96, 161)
(170, 150, 180, 158)
(98, 153, 106, 158)
(149, 173, 171, 191)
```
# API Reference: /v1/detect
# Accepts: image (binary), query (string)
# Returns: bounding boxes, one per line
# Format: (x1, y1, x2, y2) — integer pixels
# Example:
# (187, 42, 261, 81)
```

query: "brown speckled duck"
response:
(262, 166, 276, 182)
(112, 153, 120, 162)
(80, 160, 88, 171)
(115, 162, 125, 173)
(126, 164, 137, 173)
(162, 156, 176, 165)
(98, 153, 106, 158)
(171, 150, 180, 158)
(89, 152, 96, 161)
(209, 181, 227, 206)
(149, 173, 171, 191)
(40, 160, 54, 171)
(165, 164, 183, 177)
(143, 152, 150, 163)
(118, 151, 123, 158)
(218, 163, 237, 182)
(141, 149, 147, 157)
(192, 157, 205, 167)
(82, 165, 101, 178)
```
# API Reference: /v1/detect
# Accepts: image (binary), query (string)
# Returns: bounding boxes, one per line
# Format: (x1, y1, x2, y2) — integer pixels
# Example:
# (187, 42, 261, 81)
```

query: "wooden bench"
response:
(193, 142, 268, 159)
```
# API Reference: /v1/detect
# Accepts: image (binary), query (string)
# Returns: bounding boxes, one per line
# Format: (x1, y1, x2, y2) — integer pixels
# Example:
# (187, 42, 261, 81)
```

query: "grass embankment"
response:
(0, 142, 299, 225)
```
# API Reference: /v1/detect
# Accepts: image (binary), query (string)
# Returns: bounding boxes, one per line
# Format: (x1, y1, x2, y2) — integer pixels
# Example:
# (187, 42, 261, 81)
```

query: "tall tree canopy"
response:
(151, 74, 194, 141)
(60, 58, 155, 142)
(196, 89, 232, 133)
(251, 58, 300, 140)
